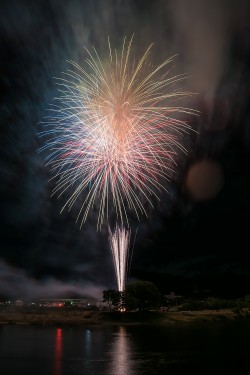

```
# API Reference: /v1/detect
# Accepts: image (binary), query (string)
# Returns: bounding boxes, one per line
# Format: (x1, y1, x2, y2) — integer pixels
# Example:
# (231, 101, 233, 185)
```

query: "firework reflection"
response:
(106, 326, 136, 375)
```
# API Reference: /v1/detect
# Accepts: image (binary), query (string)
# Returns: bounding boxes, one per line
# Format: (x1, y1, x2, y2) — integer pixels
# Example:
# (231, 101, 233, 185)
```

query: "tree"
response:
(64, 299, 74, 308)
(102, 289, 122, 311)
(125, 280, 161, 311)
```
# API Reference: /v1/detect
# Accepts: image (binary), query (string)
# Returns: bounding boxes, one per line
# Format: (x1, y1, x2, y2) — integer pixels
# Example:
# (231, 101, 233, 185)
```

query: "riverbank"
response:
(0, 307, 249, 326)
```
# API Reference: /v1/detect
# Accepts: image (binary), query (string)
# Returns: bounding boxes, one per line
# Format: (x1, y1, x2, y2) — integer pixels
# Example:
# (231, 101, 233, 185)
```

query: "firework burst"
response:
(108, 225, 131, 292)
(39, 37, 197, 229)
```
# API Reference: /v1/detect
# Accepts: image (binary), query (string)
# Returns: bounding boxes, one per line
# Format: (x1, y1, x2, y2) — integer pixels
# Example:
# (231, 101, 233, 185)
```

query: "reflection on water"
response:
(107, 326, 136, 375)
(84, 329, 92, 356)
(54, 328, 62, 375)
(0, 320, 250, 374)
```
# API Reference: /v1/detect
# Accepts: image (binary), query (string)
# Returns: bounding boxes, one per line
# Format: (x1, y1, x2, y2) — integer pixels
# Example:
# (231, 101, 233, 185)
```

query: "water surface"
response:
(0, 320, 250, 375)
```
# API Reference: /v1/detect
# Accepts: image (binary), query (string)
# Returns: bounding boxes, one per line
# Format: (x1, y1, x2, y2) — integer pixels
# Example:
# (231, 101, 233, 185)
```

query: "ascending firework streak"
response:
(39, 36, 197, 230)
(108, 225, 131, 292)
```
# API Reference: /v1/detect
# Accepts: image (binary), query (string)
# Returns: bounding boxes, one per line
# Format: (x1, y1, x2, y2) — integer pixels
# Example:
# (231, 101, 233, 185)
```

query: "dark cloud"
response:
(0, 260, 104, 300)
(1, 0, 250, 298)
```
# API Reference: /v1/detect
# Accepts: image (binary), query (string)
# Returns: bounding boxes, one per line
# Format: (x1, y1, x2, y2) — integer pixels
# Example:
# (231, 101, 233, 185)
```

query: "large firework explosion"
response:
(39, 37, 197, 230)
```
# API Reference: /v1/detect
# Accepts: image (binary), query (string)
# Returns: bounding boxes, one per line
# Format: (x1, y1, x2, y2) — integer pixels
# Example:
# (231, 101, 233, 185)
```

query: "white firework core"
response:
(108, 225, 131, 292)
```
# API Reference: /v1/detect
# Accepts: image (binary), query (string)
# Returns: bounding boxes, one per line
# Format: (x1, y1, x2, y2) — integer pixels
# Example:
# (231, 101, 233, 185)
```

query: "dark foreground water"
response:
(0, 319, 250, 375)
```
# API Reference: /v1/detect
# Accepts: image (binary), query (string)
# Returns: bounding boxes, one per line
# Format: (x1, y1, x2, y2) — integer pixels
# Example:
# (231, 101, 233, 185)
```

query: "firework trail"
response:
(108, 225, 131, 292)
(39, 37, 197, 229)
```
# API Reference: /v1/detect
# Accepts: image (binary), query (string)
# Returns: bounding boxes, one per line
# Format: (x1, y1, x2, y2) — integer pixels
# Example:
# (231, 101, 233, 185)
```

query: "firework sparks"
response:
(39, 37, 197, 229)
(108, 225, 131, 292)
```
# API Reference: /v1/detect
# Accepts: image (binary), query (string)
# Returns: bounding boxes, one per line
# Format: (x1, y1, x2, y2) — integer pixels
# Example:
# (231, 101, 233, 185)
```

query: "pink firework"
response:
(40, 37, 197, 229)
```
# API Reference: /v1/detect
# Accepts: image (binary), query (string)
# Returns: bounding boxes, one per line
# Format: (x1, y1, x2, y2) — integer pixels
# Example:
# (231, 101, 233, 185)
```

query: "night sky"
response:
(1, 0, 250, 301)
